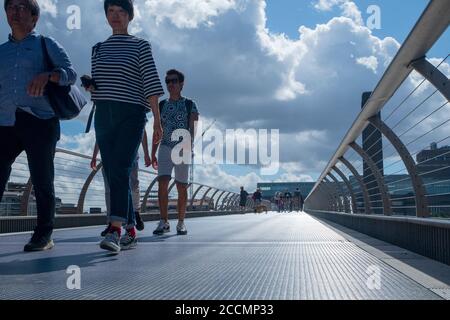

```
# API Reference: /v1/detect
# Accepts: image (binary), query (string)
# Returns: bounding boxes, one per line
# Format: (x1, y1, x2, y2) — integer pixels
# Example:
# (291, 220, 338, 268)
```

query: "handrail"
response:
(307, 0, 450, 200)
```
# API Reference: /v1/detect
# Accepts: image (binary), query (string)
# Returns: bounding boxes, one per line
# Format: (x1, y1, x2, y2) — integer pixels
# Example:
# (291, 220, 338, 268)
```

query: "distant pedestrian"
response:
(274, 191, 282, 212)
(252, 188, 262, 213)
(284, 189, 292, 212)
(293, 188, 302, 212)
(239, 186, 249, 211)
(299, 193, 304, 212)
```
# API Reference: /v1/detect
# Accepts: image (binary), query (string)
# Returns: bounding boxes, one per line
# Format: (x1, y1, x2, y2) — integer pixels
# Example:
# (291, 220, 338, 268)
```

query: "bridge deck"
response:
(0, 212, 448, 300)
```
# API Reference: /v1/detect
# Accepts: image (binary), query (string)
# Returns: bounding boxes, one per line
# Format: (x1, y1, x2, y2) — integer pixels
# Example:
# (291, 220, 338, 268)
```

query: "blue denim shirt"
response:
(0, 31, 77, 126)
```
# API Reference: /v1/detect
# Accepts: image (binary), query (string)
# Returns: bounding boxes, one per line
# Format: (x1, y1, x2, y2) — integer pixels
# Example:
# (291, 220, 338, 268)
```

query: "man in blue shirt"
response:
(0, 0, 77, 251)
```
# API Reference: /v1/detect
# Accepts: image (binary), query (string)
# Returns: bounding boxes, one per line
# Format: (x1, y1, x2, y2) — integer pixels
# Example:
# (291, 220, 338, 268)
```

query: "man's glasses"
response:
(6, 4, 30, 13)
(165, 78, 180, 85)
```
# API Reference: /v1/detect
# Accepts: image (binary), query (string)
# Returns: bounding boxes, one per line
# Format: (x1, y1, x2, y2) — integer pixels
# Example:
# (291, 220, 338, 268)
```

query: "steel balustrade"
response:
(305, 0, 450, 219)
(1, 148, 239, 217)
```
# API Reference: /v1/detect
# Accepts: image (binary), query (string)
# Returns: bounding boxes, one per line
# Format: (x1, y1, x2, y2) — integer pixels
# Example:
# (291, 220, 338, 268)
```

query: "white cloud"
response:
(143, 0, 237, 29)
(313, 0, 363, 25)
(278, 162, 315, 182)
(37, 0, 58, 18)
(356, 56, 378, 74)
(293, 130, 328, 145)
(314, 0, 346, 11)
(340, 1, 363, 25)
(59, 131, 96, 156)
(195, 164, 261, 192)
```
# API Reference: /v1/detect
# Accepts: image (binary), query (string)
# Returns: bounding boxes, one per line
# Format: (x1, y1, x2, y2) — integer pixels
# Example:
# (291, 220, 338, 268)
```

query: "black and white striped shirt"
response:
(91, 34, 164, 109)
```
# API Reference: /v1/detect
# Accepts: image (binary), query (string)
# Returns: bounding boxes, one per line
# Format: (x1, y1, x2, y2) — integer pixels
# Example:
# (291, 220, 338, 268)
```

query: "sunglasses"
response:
(165, 78, 180, 85)
(6, 4, 30, 13)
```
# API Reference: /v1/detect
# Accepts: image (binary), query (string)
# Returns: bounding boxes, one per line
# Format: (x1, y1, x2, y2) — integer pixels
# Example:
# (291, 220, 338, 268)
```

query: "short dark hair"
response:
(104, 0, 134, 20)
(4, 0, 40, 16)
(166, 69, 185, 83)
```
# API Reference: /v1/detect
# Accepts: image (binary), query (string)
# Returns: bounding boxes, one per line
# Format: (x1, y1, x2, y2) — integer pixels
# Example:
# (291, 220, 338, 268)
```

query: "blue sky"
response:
(265, 0, 448, 57)
(1, 0, 448, 191)
(266, 0, 427, 41)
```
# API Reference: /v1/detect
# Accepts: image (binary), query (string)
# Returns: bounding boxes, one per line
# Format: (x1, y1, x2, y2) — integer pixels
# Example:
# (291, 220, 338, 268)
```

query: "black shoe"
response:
(135, 212, 145, 231)
(24, 232, 54, 252)
(101, 223, 112, 237)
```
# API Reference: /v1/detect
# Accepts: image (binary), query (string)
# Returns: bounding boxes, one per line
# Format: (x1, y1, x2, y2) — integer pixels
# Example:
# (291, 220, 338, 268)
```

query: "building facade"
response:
(256, 182, 315, 200)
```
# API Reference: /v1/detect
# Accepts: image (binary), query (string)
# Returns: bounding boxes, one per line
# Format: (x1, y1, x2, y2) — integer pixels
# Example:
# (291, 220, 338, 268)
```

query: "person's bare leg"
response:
(176, 183, 188, 222)
(158, 178, 170, 222)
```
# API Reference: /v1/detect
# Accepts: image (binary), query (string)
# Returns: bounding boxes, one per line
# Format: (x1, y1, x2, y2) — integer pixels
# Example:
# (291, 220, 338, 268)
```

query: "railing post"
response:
(339, 157, 372, 214)
(199, 187, 213, 208)
(77, 163, 103, 215)
(332, 166, 358, 214)
(141, 176, 159, 213)
(368, 116, 430, 217)
(410, 57, 450, 101)
(226, 194, 238, 210)
(219, 192, 232, 210)
(215, 191, 227, 211)
(350, 142, 392, 215)
(208, 189, 221, 210)
(229, 196, 237, 210)
(234, 196, 241, 210)
(224, 193, 235, 210)
(189, 184, 204, 209)
(224, 194, 233, 210)
(19, 177, 33, 216)
(328, 172, 350, 212)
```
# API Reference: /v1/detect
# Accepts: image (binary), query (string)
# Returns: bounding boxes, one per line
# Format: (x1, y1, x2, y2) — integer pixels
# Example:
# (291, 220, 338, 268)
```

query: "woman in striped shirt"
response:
(84, 0, 164, 253)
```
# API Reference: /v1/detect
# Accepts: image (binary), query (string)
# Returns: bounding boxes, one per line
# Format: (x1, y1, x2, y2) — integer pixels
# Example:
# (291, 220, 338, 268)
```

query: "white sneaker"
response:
(100, 230, 121, 253)
(120, 230, 137, 250)
(153, 220, 170, 235)
(177, 221, 188, 235)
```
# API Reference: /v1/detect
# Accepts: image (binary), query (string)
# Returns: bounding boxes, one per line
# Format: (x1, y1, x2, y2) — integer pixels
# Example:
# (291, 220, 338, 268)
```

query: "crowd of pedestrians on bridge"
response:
(274, 188, 304, 213)
(239, 186, 304, 213)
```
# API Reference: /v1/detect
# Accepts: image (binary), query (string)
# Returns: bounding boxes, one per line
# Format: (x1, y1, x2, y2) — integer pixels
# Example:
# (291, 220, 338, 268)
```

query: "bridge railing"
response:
(0, 148, 245, 218)
(305, 0, 450, 219)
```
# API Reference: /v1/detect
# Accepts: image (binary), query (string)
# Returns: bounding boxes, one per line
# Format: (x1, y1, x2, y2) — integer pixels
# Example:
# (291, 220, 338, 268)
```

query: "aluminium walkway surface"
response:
(0, 212, 448, 300)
